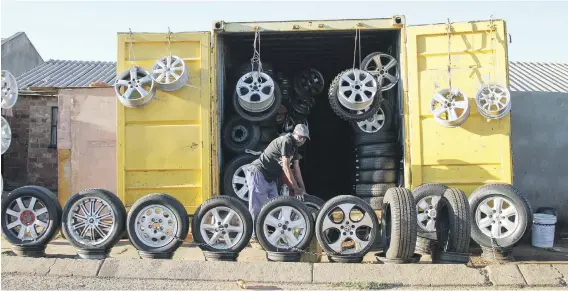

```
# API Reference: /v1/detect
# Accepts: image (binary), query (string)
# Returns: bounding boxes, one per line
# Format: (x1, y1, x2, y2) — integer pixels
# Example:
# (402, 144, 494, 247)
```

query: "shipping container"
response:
(115, 15, 511, 213)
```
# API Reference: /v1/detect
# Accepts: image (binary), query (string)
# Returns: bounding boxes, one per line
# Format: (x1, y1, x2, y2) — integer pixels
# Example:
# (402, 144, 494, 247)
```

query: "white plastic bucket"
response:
(531, 213, 557, 248)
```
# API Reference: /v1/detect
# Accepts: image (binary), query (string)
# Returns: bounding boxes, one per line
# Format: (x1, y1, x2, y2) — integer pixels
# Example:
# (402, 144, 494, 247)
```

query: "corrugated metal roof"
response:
(509, 61, 568, 93)
(16, 59, 116, 90)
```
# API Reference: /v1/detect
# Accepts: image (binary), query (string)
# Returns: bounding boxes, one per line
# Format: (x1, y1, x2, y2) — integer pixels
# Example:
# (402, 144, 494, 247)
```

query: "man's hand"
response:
(294, 187, 305, 201)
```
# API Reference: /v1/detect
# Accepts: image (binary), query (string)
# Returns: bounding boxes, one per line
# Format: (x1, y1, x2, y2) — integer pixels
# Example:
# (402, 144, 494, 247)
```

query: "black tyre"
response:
(302, 194, 325, 219)
(223, 154, 257, 203)
(233, 83, 283, 123)
(435, 188, 471, 253)
(266, 251, 302, 262)
(126, 193, 189, 256)
(361, 197, 383, 210)
(354, 131, 398, 147)
(355, 143, 399, 158)
(328, 70, 382, 122)
(416, 236, 436, 254)
(192, 196, 253, 253)
(62, 188, 126, 254)
(356, 170, 398, 183)
(412, 183, 448, 240)
(291, 96, 312, 115)
(381, 187, 417, 261)
(469, 183, 532, 248)
(294, 68, 325, 98)
(222, 116, 261, 154)
(260, 127, 278, 143)
(354, 183, 395, 197)
(351, 99, 394, 135)
(255, 196, 315, 252)
(316, 195, 379, 256)
(1, 186, 62, 247)
(356, 157, 398, 171)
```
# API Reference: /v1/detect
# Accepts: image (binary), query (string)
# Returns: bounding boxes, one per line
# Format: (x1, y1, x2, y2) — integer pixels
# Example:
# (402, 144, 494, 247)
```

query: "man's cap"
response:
(293, 124, 310, 139)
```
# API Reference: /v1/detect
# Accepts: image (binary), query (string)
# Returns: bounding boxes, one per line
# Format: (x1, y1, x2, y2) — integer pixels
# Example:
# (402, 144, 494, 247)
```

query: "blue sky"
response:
(2, 0, 567, 63)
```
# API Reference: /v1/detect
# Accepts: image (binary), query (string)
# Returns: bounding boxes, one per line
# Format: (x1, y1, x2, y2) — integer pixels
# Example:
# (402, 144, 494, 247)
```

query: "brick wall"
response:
(1, 94, 58, 191)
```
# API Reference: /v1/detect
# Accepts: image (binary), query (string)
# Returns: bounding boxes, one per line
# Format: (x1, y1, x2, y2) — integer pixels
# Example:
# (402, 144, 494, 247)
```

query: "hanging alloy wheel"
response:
(1, 116, 11, 155)
(413, 183, 448, 240)
(337, 69, 378, 111)
(114, 67, 157, 108)
(62, 188, 127, 259)
(222, 116, 261, 154)
(1, 186, 62, 251)
(1, 70, 18, 109)
(476, 84, 511, 119)
(361, 52, 400, 91)
(352, 99, 393, 134)
(329, 70, 382, 122)
(435, 188, 471, 253)
(316, 195, 379, 256)
(294, 68, 325, 98)
(126, 193, 189, 258)
(431, 88, 470, 127)
(469, 183, 532, 248)
(151, 55, 189, 92)
(233, 83, 283, 123)
(223, 154, 257, 203)
(236, 71, 276, 113)
(381, 188, 418, 261)
(255, 196, 314, 252)
(192, 196, 253, 253)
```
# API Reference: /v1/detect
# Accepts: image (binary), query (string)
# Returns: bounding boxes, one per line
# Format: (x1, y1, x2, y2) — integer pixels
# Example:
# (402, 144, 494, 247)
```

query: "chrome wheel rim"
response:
(262, 206, 307, 249)
(476, 84, 511, 119)
(1, 116, 11, 155)
(430, 88, 470, 127)
(199, 206, 244, 250)
(236, 72, 275, 113)
(320, 203, 375, 255)
(151, 55, 189, 92)
(1, 70, 18, 109)
(337, 69, 378, 111)
(232, 165, 249, 201)
(294, 68, 325, 96)
(67, 197, 115, 246)
(4, 196, 50, 241)
(416, 195, 440, 232)
(356, 106, 385, 133)
(114, 67, 156, 108)
(134, 204, 178, 248)
(362, 53, 399, 91)
(475, 196, 519, 239)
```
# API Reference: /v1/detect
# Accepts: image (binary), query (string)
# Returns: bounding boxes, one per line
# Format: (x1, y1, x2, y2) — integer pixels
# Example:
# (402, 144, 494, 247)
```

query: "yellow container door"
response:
(116, 32, 212, 213)
(405, 20, 512, 195)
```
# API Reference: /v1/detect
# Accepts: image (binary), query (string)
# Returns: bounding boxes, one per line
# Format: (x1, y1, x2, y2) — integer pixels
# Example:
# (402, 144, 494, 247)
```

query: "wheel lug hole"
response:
(278, 223, 282, 227)
(224, 224, 228, 228)
(218, 222, 221, 225)
(343, 232, 346, 236)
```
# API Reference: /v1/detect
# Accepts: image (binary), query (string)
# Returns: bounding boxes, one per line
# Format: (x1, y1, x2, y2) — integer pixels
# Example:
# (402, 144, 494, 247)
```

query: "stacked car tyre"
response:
(412, 183, 447, 254)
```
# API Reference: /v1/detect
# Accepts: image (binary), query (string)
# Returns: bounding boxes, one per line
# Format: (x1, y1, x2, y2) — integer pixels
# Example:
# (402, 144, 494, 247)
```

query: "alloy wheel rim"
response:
(199, 206, 244, 250)
(4, 196, 50, 241)
(67, 197, 116, 246)
(134, 204, 178, 248)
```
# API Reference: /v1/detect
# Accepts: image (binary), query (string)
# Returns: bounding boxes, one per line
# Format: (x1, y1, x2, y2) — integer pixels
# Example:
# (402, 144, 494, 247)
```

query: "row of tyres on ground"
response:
(1, 182, 531, 263)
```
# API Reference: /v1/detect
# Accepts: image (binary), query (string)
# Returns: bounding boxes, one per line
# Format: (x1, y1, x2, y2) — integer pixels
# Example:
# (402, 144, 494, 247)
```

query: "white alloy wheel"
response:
(430, 88, 470, 127)
(320, 203, 375, 255)
(262, 206, 307, 249)
(232, 165, 249, 202)
(151, 55, 189, 92)
(4, 196, 50, 241)
(476, 84, 511, 119)
(475, 196, 519, 239)
(337, 69, 378, 111)
(114, 67, 156, 108)
(1, 70, 18, 109)
(356, 106, 386, 133)
(362, 52, 399, 91)
(134, 204, 178, 248)
(199, 206, 244, 250)
(416, 196, 440, 232)
(67, 197, 116, 246)
(236, 72, 275, 113)
(1, 116, 12, 155)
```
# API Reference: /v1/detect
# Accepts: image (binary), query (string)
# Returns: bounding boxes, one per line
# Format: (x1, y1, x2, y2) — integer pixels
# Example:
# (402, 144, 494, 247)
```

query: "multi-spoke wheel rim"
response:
(1, 116, 12, 155)
(320, 203, 375, 255)
(1, 70, 18, 109)
(356, 106, 386, 133)
(199, 206, 244, 250)
(236, 72, 275, 113)
(476, 84, 511, 119)
(337, 69, 378, 111)
(416, 196, 440, 232)
(262, 206, 307, 249)
(295, 68, 325, 96)
(151, 55, 189, 92)
(134, 204, 178, 248)
(430, 88, 470, 127)
(475, 196, 519, 239)
(114, 67, 156, 108)
(362, 53, 399, 91)
(67, 197, 116, 246)
(4, 196, 50, 241)
(232, 165, 249, 201)
(282, 116, 295, 133)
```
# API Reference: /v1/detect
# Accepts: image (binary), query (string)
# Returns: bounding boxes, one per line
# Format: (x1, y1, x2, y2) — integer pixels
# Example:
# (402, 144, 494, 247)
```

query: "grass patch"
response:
(330, 282, 393, 290)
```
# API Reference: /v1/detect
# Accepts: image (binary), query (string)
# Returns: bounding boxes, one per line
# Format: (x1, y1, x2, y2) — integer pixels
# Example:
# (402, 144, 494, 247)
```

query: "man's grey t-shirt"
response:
(251, 133, 300, 182)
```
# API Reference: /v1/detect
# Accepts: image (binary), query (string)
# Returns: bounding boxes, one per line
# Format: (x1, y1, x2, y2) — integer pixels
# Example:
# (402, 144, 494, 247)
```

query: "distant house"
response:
(1, 32, 44, 77)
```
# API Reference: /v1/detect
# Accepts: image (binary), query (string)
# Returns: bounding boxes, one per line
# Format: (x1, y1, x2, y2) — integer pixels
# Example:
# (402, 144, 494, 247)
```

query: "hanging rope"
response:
(251, 27, 262, 74)
(167, 27, 173, 57)
(489, 16, 501, 85)
(352, 29, 362, 70)
(446, 19, 453, 90)
(128, 28, 136, 68)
